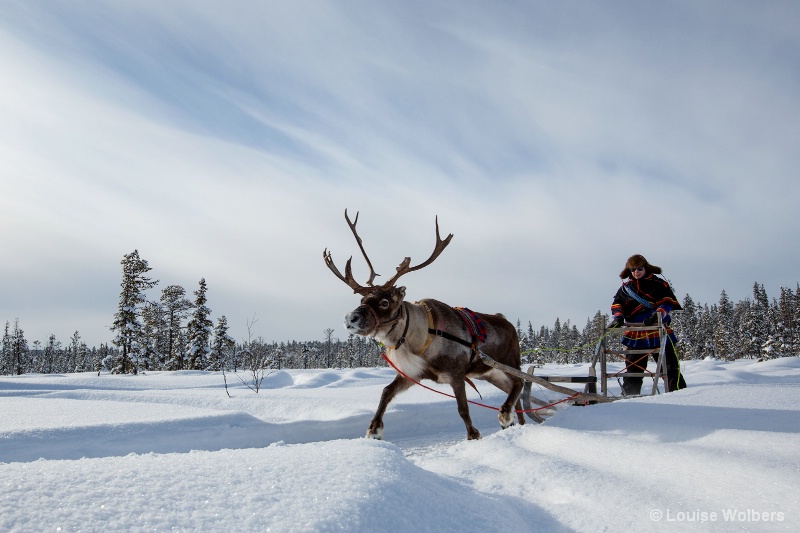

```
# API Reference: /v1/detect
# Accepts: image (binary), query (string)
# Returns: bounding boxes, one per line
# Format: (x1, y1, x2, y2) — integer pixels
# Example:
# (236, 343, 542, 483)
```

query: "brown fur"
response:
(345, 287, 525, 440)
(619, 254, 663, 279)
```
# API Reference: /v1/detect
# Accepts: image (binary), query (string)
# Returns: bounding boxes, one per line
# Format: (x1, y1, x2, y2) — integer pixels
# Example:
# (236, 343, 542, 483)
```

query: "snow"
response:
(2, 358, 799, 532)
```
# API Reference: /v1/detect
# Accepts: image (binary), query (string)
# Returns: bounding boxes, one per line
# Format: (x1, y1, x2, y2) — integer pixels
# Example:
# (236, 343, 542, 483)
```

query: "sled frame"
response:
(478, 316, 670, 423)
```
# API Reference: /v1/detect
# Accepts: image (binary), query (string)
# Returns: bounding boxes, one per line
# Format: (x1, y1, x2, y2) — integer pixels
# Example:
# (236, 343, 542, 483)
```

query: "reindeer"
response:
(323, 210, 525, 440)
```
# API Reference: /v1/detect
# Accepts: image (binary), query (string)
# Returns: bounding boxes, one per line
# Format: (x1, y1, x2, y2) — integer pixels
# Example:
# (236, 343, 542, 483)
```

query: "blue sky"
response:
(2, 0, 799, 346)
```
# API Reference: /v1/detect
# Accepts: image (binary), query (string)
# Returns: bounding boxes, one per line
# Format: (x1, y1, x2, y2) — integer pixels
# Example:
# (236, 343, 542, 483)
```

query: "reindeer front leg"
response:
(367, 374, 414, 440)
(450, 380, 481, 440)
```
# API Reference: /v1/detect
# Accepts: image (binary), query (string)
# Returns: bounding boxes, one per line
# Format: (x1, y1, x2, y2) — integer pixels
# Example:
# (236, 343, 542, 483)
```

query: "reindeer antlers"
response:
(381, 215, 453, 287)
(323, 209, 453, 294)
(323, 210, 380, 295)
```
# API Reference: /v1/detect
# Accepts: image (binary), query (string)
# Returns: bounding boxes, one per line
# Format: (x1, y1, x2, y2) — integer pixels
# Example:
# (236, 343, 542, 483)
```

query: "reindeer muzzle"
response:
(344, 304, 378, 335)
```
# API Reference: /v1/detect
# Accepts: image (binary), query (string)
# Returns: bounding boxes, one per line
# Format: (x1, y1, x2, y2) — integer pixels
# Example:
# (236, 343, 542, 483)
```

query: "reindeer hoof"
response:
(366, 427, 384, 440)
(498, 410, 513, 429)
(467, 428, 481, 440)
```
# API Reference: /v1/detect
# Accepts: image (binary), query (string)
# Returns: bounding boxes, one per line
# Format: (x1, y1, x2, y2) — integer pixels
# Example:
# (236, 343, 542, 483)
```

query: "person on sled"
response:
(607, 254, 687, 396)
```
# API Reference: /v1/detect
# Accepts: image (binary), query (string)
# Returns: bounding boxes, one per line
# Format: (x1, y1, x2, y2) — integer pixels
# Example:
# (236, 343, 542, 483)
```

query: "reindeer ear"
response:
(396, 286, 406, 300)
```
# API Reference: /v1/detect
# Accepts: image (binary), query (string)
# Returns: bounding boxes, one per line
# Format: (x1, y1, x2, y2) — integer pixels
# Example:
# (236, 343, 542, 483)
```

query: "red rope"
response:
(380, 352, 580, 414)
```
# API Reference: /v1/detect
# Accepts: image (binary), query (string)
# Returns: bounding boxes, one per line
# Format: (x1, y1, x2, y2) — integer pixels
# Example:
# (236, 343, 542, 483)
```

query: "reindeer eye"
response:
(378, 299, 390, 309)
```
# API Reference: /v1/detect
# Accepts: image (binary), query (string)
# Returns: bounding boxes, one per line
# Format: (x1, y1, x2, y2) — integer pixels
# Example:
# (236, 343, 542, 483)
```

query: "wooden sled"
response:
(479, 316, 670, 423)
(478, 351, 613, 424)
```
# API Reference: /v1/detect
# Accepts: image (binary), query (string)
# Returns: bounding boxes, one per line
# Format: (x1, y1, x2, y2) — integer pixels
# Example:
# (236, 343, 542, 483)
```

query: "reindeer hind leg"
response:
(481, 370, 525, 429)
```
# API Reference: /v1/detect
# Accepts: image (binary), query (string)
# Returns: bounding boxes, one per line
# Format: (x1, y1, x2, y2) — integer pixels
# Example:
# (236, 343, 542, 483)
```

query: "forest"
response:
(2, 250, 798, 375)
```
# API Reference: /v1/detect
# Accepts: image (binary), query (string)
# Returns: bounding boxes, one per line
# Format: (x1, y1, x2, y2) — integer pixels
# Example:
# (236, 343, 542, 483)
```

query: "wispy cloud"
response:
(1, 0, 799, 345)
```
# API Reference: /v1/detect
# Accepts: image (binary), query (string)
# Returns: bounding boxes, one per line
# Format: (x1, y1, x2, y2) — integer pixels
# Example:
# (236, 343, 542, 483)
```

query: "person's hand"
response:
(607, 317, 624, 329)
(644, 313, 659, 326)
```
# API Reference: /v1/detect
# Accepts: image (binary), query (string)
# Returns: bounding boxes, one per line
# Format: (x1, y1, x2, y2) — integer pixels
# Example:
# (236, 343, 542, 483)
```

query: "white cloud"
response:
(1, 1, 799, 345)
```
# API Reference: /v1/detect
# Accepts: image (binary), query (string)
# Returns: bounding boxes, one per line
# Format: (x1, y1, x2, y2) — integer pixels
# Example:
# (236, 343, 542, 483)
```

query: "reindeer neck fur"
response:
(374, 301, 427, 352)
(377, 301, 434, 379)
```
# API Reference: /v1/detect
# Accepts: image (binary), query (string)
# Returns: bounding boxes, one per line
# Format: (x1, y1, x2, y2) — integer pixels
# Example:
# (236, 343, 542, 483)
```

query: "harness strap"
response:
(416, 301, 481, 397)
(387, 303, 410, 351)
(429, 327, 476, 349)
(417, 302, 436, 355)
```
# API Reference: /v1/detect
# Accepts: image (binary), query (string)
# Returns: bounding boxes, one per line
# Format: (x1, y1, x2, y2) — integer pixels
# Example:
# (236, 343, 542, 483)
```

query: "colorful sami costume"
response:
(611, 274, 681, 349)
(611, 274, 686, 394)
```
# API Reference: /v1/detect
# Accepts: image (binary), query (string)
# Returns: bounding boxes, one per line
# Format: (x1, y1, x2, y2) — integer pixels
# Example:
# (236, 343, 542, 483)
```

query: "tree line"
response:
(518, 282, 800, 365)
(2, 250, 798, 375)
(1, 250, 386, 375)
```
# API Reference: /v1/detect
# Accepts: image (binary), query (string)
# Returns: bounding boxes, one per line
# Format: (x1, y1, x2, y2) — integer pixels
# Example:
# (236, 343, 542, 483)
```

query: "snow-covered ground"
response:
(1, 358, 799, 532)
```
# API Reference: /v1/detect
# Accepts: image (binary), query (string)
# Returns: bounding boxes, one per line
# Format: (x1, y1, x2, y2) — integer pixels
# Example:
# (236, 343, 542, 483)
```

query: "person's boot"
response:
(622, 377, 642, 397)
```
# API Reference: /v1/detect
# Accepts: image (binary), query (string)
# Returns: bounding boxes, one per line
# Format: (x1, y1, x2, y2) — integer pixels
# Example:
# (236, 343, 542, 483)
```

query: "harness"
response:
(401, 302, 484, 357)
(386, 302, 487, 395)
(362, 302, 405, 340)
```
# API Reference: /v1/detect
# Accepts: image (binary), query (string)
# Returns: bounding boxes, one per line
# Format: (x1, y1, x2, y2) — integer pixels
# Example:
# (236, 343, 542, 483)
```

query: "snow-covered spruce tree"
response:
(43, 334, 59, 374)
(732, 299, 752, 357)
(271, 341, 284, 369)
(111, 250, 158, 375)
(793, 283, 800, 355)
(30, 340, 42, 373)
(761, 296, 783, 359)
(209, 315, 235, 371)
(160, 285, 193, 370)
(95, 344, 112, 374)
(141, 301, 166, 371)
(346, 333, 363, 368)
(713, 290, 735, 360)
(672, 294, 698, 359)
(697, 304, 717, 358)
(517, 321, 532, 365)
(745, 282, 771, 358)
(777, 286, 798, 355)
(295, 340, 309, 369)
(186, 278, 213, 370)
(71, 331, 92, 373)
(1, 322, 11, 375)
(11, 319, 30, 375)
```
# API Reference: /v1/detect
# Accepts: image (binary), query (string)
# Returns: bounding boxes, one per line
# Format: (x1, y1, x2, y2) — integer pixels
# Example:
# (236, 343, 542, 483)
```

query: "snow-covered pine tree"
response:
(763, 296, 783, 359)
(698, 304, 717, 358)
(674, 294, 697, 359)
(111, 250, 158, 375)
(713, 290, 735, 360)
(95, 343, 112, 374)
(761, 334, 779, 360)
(795, 283, 800, 354)
(141, 301, 166, 371)
(43, 334, 59, 374)
(297, 340, 310, 369)
(186, 278, 213, 370)
(777, 286, 797, 354)
(346, 333, 362, 368)
(11, 319, 29, 375)
(1, 322, 11, 375)
(209, 315, 235, 371)
(71, 331, 91, 373)
(746, 282, 771, 358)
(160, 285, 193, 370)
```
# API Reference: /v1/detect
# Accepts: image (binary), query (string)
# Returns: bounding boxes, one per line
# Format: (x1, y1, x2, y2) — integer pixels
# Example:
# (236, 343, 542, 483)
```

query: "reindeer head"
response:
(323, 209, 453, 336)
